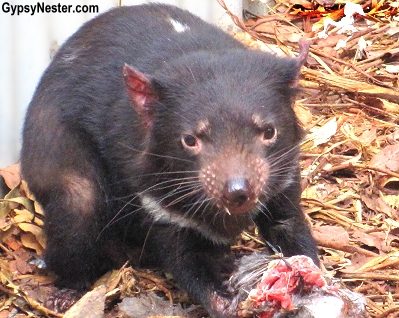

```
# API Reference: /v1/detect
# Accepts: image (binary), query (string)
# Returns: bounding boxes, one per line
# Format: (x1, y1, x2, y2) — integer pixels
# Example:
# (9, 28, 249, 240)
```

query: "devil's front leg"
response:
(254, 183, 319, 265)
(142, 225, 237, 318)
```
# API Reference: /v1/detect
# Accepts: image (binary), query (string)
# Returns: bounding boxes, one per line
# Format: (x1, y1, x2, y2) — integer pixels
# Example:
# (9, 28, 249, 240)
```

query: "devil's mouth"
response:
(217, 198, 259, 215)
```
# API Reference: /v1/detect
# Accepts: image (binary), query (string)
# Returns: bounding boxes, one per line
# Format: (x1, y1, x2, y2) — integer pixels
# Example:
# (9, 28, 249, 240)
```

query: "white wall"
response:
(0, 0, 266, 168)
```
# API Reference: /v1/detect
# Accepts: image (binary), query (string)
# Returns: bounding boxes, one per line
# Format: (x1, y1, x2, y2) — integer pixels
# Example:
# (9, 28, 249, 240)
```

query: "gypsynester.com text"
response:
(2, 2, 99, 16)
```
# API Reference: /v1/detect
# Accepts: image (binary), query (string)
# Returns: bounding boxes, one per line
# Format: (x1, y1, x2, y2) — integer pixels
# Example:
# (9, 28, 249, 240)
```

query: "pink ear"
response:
(296, 39, 310, 69)
(123, 64, 157, 129)
(289, 39, 310, 88)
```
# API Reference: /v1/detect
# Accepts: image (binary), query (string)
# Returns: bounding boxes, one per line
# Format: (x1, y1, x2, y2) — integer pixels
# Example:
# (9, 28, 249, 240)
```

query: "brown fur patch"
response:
(196, 119, 211, 136)
(62, 173, 96, 215)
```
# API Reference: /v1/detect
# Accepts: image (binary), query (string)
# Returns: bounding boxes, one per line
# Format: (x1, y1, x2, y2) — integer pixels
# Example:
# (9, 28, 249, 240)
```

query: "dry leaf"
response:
(0, 163, 21, 190)
(9, 257, 34, 276)
(13, 209, 34, 224)
(18, 223, 45, 249)
(306, 117, 338, 148)
(358, 128, 377, 146)
(339, 253, 376, 273)
(380, 192, 399, 209)
(294, 103, 313, 128)
(315, 33, 347, 48)
(4, 197, 34, 213)
(313, 225, 350, 248)
(369, 144, 399, 171)
(352, 230, 383, 251)
(0, 259, 13, 283)
(64, 285, 107, 318)
(302, 183, 338, 201)
(385, 64, 399, 73)
(16, 274, 56, 285)
(0, 185, 23, 219)
(361, 195, 396, 218)
(20, 233, 44, 255)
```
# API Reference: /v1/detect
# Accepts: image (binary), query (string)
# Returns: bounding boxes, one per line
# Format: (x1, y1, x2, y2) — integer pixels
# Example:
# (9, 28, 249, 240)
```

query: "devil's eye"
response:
(182, 134, 198, 148)
(262, 125, 276, 140)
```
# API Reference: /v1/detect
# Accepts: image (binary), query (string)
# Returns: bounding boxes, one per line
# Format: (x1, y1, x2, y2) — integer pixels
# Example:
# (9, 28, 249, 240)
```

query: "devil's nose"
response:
(222, 178, 255, 212)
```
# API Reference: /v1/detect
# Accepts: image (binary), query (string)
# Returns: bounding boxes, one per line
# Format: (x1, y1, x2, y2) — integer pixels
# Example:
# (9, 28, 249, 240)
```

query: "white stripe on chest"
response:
(141, 194, 231, 245)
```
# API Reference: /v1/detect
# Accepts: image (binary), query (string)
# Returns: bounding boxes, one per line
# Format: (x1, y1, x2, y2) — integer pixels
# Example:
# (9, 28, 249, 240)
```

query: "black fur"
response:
(21, 4, 318, 317)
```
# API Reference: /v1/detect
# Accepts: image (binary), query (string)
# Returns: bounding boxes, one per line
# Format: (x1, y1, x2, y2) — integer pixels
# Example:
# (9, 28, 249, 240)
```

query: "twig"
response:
(308, 47, 394, 89)
(355, 41, 399, 66)
(341, 96, 398, 120)
(301, 156, 329, 191)
(0, 283, 63, 317)
(303, 67, 399, 103)
(324, 162, 399, 179)
(338, 272, 399, 281)
(375, 307, 399, 318)
(304, 198, 357, 213)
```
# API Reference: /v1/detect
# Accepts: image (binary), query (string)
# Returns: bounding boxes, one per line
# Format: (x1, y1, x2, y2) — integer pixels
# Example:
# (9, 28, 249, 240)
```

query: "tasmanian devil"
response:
(21, 3, 318, 317)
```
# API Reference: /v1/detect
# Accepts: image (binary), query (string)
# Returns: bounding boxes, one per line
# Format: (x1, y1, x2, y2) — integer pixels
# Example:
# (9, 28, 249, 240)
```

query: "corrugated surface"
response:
(0, 0, 242, 168)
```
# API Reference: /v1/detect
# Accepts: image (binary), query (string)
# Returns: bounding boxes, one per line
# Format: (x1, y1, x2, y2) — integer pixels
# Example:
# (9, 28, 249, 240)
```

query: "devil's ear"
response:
(295, 39, 310, 70)
(289, 39, 310, 88)
(123, 64, 158, 129)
